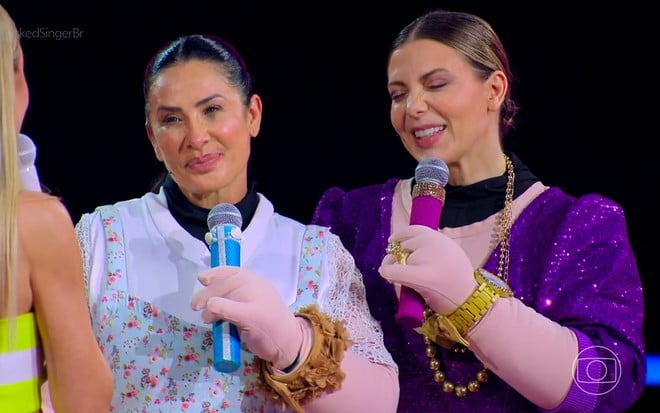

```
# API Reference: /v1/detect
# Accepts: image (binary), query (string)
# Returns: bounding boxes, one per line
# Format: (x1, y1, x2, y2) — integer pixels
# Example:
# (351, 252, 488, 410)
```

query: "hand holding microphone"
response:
(192, 203, 302, 372)
(380, 225, 477, 316)
(394, 157, 449, 328)
(192, 266, 303, 371)
(205, 204, 243, 372)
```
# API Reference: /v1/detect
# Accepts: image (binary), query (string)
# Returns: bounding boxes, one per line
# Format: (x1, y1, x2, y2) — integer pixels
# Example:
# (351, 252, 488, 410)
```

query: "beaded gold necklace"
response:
(422, 154, 515, 397)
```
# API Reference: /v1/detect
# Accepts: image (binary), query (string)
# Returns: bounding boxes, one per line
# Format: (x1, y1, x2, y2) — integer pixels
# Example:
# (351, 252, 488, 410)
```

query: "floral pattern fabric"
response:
(94, 205, 326, 413)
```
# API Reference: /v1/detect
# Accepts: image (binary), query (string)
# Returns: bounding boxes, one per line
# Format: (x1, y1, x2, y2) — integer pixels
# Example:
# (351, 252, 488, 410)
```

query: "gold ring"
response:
(386, 240, 411, 265)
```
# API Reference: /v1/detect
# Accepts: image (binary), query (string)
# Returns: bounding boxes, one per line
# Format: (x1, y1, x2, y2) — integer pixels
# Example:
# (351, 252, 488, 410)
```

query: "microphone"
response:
(395, 157, 449, 329)
(207, 203, 243, 373)
(18, 133, 42, 191)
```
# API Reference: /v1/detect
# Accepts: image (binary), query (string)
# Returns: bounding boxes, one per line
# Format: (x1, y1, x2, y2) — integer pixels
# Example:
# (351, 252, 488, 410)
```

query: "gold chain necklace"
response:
(423, 154, 515, 397)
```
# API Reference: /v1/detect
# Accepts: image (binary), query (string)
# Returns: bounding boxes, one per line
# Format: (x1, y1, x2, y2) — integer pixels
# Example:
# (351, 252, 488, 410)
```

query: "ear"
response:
(145, 121, 163, 162)
(487, 70, 507, 112)
(247, 94, 263, 138)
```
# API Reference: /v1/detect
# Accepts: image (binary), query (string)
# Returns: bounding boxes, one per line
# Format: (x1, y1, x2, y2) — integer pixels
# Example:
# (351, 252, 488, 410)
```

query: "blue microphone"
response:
(207, 203, 243, 373)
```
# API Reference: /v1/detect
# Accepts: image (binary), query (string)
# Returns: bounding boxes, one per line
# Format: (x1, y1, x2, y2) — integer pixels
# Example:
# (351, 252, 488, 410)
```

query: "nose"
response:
(405, 88, 427, 117)
(186, 117, 209, 148)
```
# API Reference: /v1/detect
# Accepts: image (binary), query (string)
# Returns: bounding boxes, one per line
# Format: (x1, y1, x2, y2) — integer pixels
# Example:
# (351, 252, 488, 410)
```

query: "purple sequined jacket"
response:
(312, 179, 645, 412)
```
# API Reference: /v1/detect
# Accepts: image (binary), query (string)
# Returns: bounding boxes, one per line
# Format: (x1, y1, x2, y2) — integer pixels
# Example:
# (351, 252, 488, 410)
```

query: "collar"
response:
(162, 174, 259, 242)
(412, 152, 539, 227)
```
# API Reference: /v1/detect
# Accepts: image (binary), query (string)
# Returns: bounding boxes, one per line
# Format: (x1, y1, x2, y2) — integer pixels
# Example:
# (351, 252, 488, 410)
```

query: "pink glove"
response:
(191, 266, 303, 370)
(379, 225, 477, 315)
(40, 380, 55, 413)
(467, 298, 580, 409)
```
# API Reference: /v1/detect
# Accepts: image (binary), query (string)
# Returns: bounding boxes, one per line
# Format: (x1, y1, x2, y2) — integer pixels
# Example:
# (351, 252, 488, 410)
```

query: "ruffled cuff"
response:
(255, 304, 352, 413)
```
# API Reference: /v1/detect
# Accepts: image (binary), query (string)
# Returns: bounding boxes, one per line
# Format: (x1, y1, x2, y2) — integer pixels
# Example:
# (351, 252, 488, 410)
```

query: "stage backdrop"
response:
(5, 1, 658, 409)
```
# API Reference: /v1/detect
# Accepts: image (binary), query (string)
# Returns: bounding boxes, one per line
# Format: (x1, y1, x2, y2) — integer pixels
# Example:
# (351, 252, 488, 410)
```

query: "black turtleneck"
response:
(412, 152, 539, 228)
(162, 174, 259, 243)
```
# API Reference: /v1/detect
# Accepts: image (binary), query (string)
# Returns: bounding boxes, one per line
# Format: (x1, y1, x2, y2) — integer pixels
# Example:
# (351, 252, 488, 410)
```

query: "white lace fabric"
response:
(320, 234, 397, 372)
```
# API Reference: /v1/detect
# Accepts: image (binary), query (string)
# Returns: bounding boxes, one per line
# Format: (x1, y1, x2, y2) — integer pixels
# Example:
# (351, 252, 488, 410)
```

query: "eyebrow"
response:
(387, 68, 449, 88)
(156, 93, 225, 113)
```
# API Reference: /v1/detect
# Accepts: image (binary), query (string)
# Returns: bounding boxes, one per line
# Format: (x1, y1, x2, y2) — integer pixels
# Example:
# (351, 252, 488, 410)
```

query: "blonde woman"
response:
(0, 5, 113, 412)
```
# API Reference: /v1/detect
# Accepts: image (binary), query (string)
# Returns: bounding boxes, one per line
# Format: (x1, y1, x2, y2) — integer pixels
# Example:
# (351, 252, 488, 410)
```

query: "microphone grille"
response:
(18, 134, 37, 165)
(207, 203, 243, 230)
(415, 157, 449, 187)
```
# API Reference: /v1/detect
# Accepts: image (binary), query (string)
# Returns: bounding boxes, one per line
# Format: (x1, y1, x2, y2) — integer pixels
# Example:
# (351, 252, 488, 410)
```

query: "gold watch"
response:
(447, 268, 513, 336)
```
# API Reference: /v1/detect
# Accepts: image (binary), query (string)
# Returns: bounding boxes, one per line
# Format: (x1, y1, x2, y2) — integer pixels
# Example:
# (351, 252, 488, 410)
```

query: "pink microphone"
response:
(395, 157, 449, 328)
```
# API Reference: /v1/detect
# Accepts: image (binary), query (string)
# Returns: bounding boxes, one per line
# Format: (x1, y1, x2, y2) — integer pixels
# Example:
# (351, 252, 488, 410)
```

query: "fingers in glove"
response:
(388, 224, 434, 244)
(389, 225, 440, 253)
(191, 267, 242, 310)
(379, 250, 412, 286)
(381, 253, 398, 266)
(197, 266, 241, 286)
(198, 296, 247, 325)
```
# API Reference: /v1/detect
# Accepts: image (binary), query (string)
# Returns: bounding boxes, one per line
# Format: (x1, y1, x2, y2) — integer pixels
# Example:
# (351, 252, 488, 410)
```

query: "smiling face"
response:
(387, 39, 506, 183)
(146, 59, 262, 208)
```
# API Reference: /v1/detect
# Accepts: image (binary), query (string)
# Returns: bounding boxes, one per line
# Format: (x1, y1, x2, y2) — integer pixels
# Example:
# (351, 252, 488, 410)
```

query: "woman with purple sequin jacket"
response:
(313, 8, 645, 413)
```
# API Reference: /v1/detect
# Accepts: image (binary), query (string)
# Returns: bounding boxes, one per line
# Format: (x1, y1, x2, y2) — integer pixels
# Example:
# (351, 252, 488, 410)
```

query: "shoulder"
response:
(77, 193, 157, 226)
(19, 191, 75, 234)
(19, 190, 66, 210)
(318, 179, 399, 204)
(527, 187, 629, 236)
(313, 179, 399, 224)
(18, 192, 81, 265)
(271, 212, 306, 232)
(574, 191, 624, 212)
(269, 212, 335, 248)
(303, 224, 334, 240)
(536, 187, 625, 217)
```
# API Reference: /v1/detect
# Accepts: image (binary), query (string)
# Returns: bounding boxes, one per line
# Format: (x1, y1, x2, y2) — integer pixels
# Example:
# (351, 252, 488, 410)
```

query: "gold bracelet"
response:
(420, 311, 470, 349)
(421, 269, 513, 348)
(255, 304, 352, 413)
(448, 268, 513, 336)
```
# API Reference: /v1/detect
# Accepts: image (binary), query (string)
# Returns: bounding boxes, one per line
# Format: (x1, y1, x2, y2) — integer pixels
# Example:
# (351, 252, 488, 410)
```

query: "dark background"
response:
(5, 1, 658, 410)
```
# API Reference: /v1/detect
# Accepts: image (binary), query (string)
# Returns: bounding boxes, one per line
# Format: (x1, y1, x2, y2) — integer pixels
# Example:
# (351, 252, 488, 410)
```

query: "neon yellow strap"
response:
(0, 313, 41, 410)
(0, 313, 38, 352)
(0, 376, 41, 411)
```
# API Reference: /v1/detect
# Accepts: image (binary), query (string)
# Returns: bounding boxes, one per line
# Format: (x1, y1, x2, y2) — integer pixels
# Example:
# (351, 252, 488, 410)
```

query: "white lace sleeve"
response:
(318, 233, 398, 373)
(74, 213, 93, 305)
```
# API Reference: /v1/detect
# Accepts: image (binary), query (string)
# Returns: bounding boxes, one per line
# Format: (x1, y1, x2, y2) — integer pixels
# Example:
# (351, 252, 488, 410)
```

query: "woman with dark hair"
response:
(75, 34, 399, 412)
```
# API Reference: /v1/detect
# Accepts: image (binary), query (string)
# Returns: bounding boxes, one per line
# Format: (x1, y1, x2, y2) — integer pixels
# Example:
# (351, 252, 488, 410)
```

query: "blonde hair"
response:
(0, 5, 21, 346)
